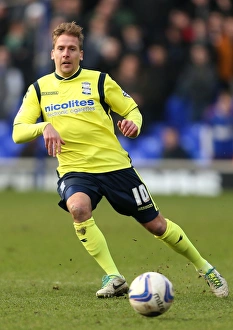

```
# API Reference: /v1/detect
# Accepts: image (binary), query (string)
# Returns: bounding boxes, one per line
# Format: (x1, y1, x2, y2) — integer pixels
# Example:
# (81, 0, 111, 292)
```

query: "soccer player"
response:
(12, 22, 228, 298)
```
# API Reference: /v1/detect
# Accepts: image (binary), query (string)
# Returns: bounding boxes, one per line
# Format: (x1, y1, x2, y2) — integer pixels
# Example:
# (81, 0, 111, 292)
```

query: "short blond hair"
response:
(52, 21, 84, 49)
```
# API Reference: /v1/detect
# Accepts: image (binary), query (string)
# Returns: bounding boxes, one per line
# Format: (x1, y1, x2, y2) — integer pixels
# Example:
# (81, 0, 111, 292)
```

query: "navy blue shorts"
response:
(57, 167, 159, 223)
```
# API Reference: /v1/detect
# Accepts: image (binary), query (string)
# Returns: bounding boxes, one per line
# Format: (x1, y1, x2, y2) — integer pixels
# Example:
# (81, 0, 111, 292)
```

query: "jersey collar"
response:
(55, 66, 82, 80)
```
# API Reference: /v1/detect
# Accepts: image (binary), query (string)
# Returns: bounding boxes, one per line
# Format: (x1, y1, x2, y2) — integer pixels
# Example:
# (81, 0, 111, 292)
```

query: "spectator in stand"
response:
(207, 11, 224, 45)
(51, 0, 84, 26)
(120, 24, 145, 57)
(143, 44, 174, 125)
(162, 126, 191, 159)
(23, 1, 51, 78)
(164, 24, 188, 85)
(206, 11, 224, 65)
(82, 0, 129, 70)
(0, 45, 24, 120)
(96, 36, 122, 74)
(112, 53, 146, 106)
(204, 89, 233, 159)
(213, 16, 233, 90)
(0, 0, 9, 44)
(125, 0, 173, 44)
(212, 0, 233, 17)
(174, 43, 218, 121)
(4, 20, 26, 53)
(182, 0, 211, 20)
(191, 17, 217, 63)
(112, 52, 147, 130)
(84, 0, 136, 36)
(191, 17, 208, 44)
(82, 14, 109, 69)
(4, 1, 49, 88)
(167, 9, 194, 44)
(4, 20, 32, 89)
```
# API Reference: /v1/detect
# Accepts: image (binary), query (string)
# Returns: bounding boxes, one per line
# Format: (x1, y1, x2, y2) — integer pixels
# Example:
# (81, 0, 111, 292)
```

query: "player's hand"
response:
(117, 119, 138, 138)
(43, 123, 65, 157)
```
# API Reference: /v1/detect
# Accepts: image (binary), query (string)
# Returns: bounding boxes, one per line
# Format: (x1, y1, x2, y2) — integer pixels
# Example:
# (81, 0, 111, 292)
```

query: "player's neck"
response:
(55, 67, 80, 80)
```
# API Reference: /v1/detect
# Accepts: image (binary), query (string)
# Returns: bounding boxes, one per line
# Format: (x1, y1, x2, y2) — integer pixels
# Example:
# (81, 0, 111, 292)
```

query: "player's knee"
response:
(69, 203, 91, 222)
(66, 192, 92, 222)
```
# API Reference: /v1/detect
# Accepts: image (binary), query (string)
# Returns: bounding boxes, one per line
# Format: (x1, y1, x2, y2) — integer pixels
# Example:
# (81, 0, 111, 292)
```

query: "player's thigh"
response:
(57, 172, 102, 212)
(100, 168, 159, 223)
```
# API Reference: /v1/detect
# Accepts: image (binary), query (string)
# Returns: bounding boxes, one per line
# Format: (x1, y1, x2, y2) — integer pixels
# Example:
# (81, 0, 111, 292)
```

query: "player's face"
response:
(51, 34, 83, 77)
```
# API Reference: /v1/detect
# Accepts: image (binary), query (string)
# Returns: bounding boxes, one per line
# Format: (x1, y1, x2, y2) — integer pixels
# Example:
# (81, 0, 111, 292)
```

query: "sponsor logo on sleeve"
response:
(122, 90, 131, 98)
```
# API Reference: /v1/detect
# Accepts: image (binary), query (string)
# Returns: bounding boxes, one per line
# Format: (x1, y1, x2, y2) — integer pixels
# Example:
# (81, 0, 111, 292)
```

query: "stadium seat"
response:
(180, 123, 212, 161)
(0, 120, 24, 157)
(164, 95, 193, 129)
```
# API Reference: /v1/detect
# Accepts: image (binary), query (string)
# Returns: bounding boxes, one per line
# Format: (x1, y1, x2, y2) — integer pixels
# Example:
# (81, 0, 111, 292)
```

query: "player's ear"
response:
(80, 50, 84, 61)
(51, 50, 54, 60)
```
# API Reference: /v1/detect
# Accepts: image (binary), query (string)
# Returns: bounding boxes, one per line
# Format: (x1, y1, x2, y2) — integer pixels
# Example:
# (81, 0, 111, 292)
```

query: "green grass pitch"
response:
(0, 190, 232, 330)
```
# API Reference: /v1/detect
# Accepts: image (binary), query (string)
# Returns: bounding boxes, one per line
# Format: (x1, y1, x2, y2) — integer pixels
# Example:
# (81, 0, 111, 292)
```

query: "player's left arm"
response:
(104, 74, 142, 138)
(117, 107, 142, 138)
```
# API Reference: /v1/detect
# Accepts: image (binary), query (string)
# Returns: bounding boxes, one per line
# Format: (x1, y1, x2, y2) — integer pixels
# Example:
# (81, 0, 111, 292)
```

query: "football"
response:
(128, 272, 174, 317)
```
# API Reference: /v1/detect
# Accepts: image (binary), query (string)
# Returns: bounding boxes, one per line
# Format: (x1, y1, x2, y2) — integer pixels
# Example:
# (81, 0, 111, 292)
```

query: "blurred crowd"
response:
(1, 0, 233, 161)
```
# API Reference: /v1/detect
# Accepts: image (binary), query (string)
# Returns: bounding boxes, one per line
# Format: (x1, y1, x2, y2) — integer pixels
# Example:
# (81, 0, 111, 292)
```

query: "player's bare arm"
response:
(43, 123, 65, 157)
(117, 119, 138, 138)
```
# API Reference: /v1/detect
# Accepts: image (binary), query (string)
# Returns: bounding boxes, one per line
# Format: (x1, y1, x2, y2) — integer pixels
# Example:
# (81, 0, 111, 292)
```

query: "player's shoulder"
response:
(36, 72, 55, 85)
(27, 73, 54, 102)
(81, 68, 111, 80)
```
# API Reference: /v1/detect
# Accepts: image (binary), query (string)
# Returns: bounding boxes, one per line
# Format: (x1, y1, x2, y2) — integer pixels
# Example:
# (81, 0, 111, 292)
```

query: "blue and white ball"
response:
(129, 272, 174, 317)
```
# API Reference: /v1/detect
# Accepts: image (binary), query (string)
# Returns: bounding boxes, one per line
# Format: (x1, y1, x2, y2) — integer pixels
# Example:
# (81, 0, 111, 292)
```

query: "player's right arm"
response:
(12, 84, 49, 143)
(12, 84, 65, 157)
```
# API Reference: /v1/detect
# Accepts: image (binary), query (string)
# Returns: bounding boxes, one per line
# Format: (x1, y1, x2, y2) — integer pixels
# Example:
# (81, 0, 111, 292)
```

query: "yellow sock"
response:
(73, 217, 120, 275)
(155, 219, 211, 272)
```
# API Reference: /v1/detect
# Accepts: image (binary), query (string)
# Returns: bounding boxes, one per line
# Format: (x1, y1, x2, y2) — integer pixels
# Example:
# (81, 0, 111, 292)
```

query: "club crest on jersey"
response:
(82, 82, 91, 95)
(122, 90, 131, 98)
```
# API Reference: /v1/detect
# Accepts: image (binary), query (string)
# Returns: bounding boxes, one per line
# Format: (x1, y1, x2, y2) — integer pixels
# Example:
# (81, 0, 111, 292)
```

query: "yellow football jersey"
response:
(13, 68, 142, 176)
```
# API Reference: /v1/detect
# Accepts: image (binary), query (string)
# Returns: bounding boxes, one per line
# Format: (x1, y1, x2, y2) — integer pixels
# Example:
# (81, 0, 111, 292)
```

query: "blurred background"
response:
(1, 0, 233, 194)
